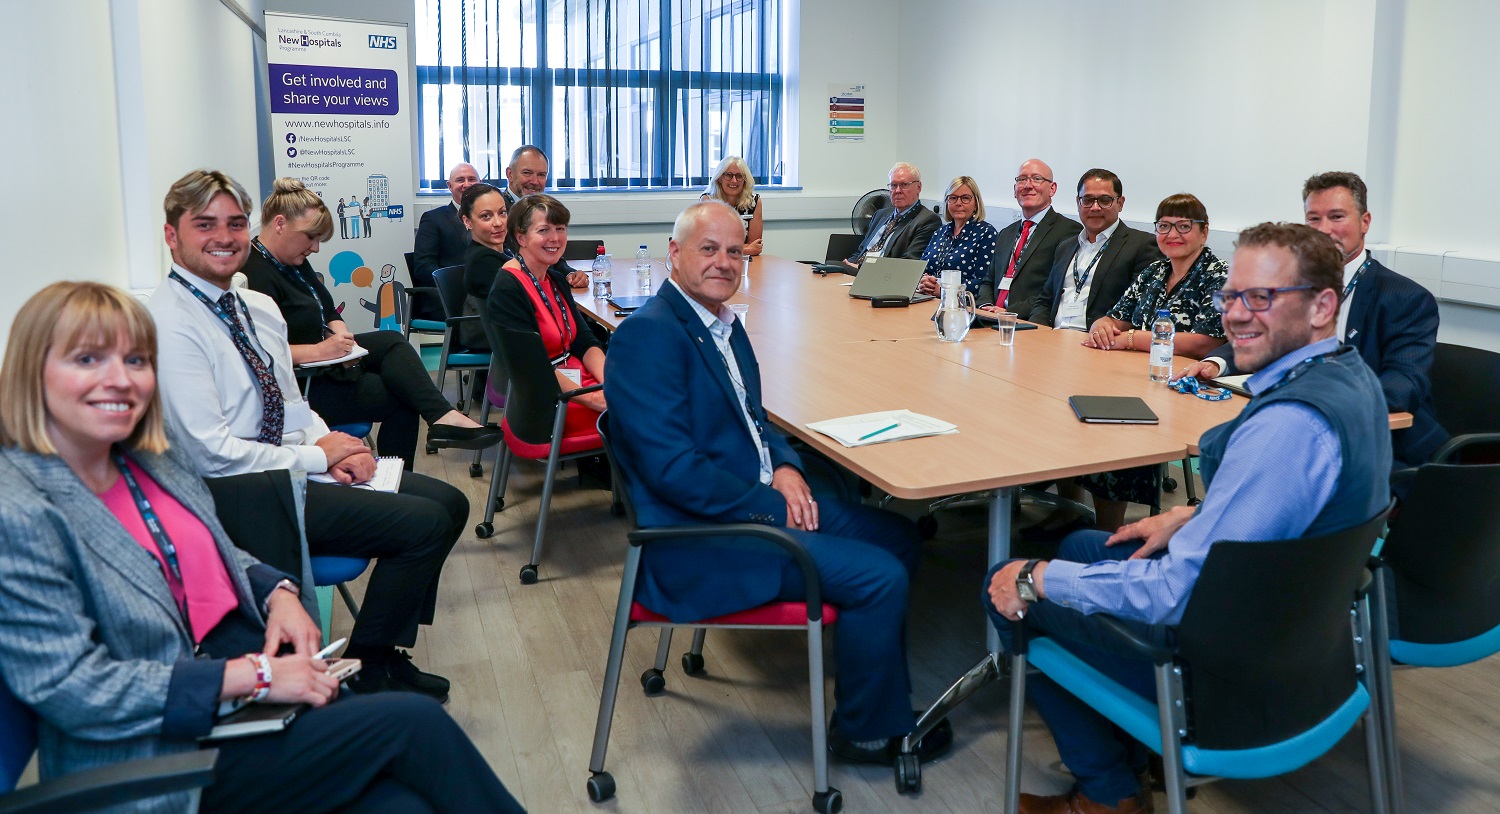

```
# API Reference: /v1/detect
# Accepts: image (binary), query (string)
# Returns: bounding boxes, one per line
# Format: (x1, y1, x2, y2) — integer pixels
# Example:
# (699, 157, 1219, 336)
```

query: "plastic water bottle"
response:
(1150, 309, 1174, 383)
(634, 245, 652, 294)
(591, 246, 612, 300)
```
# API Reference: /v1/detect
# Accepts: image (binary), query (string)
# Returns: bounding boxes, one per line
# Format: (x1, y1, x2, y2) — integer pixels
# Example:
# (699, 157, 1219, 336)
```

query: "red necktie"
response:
(996, 219, 1034, 310)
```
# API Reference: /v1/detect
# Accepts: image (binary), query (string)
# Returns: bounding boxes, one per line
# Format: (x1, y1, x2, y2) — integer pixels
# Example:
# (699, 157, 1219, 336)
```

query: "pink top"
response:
(99, 461, 240, 643)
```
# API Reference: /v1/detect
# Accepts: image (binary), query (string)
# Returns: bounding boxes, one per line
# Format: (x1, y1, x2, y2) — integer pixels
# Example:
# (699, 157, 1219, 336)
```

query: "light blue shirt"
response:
(1044, 337, 1345, 625)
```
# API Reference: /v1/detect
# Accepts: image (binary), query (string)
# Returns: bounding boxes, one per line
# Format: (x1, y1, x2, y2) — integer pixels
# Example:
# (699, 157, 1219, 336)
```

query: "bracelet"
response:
(242, 653, 272, 703)
(1127, 329, 1136, 350)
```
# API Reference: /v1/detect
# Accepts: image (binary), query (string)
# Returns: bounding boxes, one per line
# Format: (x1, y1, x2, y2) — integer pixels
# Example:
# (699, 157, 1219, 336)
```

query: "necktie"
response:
(870, 209, 903, 252)
(997, 219, 1035, 310)
(218, 293, 286, 445)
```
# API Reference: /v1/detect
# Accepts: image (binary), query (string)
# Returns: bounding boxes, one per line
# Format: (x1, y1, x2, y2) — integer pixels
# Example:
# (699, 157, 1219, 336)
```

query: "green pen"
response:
(858, 423, 900, 441)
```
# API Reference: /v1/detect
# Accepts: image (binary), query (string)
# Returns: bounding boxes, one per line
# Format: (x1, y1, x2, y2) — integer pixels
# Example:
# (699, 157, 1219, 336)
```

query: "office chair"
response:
(1003, 508, 1393, 814)
(1429, 343, 1500, 463)
(428, 265, 491, 414)
(403, 251, 445, 335)
(563, 239, 605, 262)
(585, 412, 843, 814)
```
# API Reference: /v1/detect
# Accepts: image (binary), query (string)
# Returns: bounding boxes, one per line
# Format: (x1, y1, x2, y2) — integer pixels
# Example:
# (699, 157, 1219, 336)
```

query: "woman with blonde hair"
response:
(700, 155, 763, 255)
(242, 177, 499, 466)
(916, 175, 999, 297)
(0, 281, 523, 814)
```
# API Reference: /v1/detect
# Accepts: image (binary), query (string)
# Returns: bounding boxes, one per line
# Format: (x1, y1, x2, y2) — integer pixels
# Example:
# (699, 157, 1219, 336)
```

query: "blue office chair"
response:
(1003, 508, 1393, 814)
(428, 265, 491, 415)
(1367, 451, 1500, 813)
(1, 674, 218, 812)
(311, 556, 372, 645)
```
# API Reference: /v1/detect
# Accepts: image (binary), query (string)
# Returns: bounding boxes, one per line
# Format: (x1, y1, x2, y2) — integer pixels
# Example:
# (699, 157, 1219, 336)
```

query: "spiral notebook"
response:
(308, 456, 404, 492)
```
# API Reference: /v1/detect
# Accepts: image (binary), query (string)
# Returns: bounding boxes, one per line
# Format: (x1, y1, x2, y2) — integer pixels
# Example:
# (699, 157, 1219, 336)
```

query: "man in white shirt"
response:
(149, 170, 465, 702)
(965, 158, 1082, 313)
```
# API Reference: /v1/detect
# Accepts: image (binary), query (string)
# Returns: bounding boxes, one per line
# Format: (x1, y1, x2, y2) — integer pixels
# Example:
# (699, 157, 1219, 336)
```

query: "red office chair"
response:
(584, 411, 843, 814)
(476, 327, 605, 585)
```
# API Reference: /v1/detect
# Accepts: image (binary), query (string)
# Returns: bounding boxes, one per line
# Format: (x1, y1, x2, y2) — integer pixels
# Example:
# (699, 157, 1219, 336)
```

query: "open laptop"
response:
(847, 257, 934, 303)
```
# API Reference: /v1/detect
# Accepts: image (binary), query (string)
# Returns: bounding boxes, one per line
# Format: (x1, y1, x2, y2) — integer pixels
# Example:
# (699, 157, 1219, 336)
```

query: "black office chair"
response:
(428, 265, 491, 413)
(1429, 342, 1500, 462)
(1003, 507, 1394, 814)
(585, 412, 843, 814)
(1368, 451, 1500, 812)
(563, 239, 605, 262)
(403, 251, 445, 332)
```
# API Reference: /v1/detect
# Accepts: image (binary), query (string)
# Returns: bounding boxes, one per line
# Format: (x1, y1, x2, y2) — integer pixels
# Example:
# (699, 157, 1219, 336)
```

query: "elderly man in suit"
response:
(973, 159, 1083, 315)
(605, 199, 950, 765)
(1028, 169, 1163, 331)
(842, 162, 942, 269)
(1180, 171, 1445, 471)
(412, 163, 480, 320)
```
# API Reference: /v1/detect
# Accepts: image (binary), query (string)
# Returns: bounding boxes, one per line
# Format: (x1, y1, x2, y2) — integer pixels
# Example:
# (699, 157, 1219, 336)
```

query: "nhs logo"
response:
(368, 35, 398, 50)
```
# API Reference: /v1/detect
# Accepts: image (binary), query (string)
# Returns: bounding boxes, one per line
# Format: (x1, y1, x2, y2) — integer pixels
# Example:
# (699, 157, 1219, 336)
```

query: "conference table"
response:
(571, 254, 1411, 781)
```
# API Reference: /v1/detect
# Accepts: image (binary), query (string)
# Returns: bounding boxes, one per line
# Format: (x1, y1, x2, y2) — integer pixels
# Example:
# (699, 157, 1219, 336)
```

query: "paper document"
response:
(299, 344, 369, 368)
(806, 409, 958, 448)
(309, 456, 405, 492)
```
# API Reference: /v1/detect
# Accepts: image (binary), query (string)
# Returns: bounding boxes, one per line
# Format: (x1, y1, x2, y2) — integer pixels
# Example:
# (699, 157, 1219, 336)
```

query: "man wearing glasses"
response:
(976, 159, 1081, 315)
(1181, 172, 1445, 471)
(842, 162, 942, 268)
(1028, 169, 1161, 329)
(984, 223, 1390, 814)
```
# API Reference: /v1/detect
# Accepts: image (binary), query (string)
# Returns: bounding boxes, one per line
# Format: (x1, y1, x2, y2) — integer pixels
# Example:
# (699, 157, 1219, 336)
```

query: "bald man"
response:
(412, 163, 481, 319)
(976, 159, 1083, 316)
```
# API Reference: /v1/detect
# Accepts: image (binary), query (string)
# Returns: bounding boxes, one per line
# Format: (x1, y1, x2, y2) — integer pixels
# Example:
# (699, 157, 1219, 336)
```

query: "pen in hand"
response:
(313, 637, 347, 661)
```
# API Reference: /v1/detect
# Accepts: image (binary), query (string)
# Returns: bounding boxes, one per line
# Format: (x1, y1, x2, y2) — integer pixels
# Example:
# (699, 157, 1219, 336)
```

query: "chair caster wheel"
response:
(469, 463, 483, 478)
(916, 514, 938, 540)
(812, 787, 843, 813)
(475, 522, 494, 539)
(681, 652, 705, 675)
(586, 771, 615, 802)
(640, 668, 666, 695)
(519, 564, 538, 584)
(1187, 498, 1202, 507)
(425, 444, 437, 455)
(455, 400, 467, 413)
(1163, 476, 1179, 492)
(895, 753, 921, 793)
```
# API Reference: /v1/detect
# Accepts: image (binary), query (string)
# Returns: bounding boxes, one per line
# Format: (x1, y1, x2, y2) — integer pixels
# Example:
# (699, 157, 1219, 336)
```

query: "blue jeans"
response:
(984, 530, 1173, 804)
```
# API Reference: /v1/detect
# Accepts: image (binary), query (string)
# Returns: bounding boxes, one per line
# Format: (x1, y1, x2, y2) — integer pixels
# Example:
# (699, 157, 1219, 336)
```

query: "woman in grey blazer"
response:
(0, 283, 522, 814)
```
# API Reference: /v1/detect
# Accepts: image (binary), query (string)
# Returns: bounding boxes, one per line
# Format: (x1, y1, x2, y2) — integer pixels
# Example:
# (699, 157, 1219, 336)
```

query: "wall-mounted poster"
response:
(829, 84, 865, 142)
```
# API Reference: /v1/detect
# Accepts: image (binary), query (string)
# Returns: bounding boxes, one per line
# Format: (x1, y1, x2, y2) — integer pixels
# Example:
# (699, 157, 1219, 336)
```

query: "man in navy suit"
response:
(842, 162, 942, 268)
(605, 200, 949, 764)
(412, 162, 480, 320)
(1181, 172, 1445, 469)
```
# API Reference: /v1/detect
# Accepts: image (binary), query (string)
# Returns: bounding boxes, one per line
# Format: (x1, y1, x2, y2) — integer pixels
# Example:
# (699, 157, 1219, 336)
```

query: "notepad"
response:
(806, 410, 958, 448)
(1068, 396, 1160, 424)
(606, 295, 653, 312)
(1210, 374, 1252, 397)
(298, 344, 369, 368)
(199, 702, 306, 741)
(309, 456, 404, 492)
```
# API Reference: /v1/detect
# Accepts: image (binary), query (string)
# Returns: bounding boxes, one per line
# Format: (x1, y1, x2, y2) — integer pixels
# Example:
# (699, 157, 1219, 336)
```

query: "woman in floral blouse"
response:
(1078, 193, 1228, 531)
(916, 176, 999, 297)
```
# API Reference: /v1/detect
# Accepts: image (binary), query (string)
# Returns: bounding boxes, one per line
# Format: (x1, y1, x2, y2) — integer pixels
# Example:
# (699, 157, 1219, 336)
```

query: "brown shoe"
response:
(1018, 787, 1153, 814)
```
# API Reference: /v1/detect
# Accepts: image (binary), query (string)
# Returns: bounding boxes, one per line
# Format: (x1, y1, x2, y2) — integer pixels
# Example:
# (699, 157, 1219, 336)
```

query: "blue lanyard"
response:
(252, 238, 328, 326)
(1071, 236, 1111, 292)
(111, 449, 196, 639)
(515, 255, 575, 356)
(1343, 256, 1371, 301)
(1170, 376, 1233, 401)
(170, 272, 272, 366)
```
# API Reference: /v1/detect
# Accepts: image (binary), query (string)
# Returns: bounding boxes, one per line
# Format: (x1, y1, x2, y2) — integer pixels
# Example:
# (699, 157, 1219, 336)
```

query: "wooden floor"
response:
(340, 426, 1500, 814)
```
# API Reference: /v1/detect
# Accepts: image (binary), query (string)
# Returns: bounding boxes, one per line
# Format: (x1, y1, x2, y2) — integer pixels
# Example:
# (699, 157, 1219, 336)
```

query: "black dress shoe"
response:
(427, 423, 503, 449)
(827, 714, 953, 764)
(387, 649, 452, 695)
(347, 651, 450, 704)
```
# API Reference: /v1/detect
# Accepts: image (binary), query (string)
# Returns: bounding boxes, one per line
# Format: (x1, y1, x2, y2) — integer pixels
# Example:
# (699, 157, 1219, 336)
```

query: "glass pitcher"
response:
(934, 269, 974, 343)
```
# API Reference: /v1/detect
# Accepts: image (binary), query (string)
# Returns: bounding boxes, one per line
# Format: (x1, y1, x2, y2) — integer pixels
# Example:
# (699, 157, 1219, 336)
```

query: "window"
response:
(415, 0, 791, 193)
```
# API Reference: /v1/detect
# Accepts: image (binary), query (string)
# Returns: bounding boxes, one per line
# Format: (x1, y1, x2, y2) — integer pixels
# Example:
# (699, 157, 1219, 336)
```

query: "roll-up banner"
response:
(266, 12, 412, 328)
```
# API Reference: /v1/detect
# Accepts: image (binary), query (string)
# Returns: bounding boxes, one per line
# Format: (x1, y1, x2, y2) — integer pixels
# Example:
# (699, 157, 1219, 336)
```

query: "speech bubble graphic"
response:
(328, 251, 364, 285)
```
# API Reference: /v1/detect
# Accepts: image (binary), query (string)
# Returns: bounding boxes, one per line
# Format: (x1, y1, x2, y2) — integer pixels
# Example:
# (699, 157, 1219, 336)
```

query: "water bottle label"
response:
(1150, 344, 1173, 366)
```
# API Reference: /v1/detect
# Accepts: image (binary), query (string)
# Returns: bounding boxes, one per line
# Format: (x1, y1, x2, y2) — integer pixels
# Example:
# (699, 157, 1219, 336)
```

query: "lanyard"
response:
(111, 450, 196, 639)
(1170, 376, 1233, 401)
(871, 206, 917, 251)
(1071, 236, 1111, 293)
(1149, 248, 1213, 316)
(931, 221, 971, 271)
(515, 255, 575, 361)
(1343, 255, 1371, 302)
(169, 272, 271, 371)
(252, 238, 329, 326)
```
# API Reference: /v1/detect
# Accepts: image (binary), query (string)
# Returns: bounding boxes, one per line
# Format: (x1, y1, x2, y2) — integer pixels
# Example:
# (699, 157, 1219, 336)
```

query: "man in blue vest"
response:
(984, 222, 1391, 814)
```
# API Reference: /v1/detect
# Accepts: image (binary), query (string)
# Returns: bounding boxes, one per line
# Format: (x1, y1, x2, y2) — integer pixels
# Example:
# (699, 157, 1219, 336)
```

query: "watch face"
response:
(1017, 580, 1037, 603)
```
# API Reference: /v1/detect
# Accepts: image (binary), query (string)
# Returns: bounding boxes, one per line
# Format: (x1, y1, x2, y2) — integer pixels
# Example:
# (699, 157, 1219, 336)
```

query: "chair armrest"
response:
(0, 749, 218, 814)
(560, 383, 605, 402)
(627, 524, 826, 619)
(1389, 466, 1419, 491)
(1093, 614, 1178, 665)
(408, 286, 438, 298)
(1432, 433, 1500, 464)
(445, 315, 479, 326)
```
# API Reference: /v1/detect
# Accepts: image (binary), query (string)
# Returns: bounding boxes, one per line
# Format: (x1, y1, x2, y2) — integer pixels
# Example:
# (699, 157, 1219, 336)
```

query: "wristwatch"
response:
(1015, 559, 1042, 603)
(262, 578, 301, 614)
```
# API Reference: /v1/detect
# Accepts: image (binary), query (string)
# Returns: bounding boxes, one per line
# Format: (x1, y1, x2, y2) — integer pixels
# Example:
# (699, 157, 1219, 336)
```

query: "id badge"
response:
(559, 367, 582, 386)
(283, 401, 314, 431)
(998, 275, 1015, 291)
(1058, 297, 1086, 324)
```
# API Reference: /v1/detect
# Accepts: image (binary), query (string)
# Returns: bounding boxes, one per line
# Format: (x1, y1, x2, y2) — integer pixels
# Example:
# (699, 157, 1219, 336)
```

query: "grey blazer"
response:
(0, 442, 286, 814)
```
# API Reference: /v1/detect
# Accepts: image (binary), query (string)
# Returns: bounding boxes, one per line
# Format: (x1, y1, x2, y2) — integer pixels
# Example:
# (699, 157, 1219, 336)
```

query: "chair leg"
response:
(436, 334, 454, 407)
(586, 552, 643, 802)
(1355, 597, 1392, 814)
(682, 629, 707, 675)
(336, 582, 361, 617)
(1003, 650, 1027, 814)
(1181, 456, 1200, 505)
(316, 585, 334, 644)
(1370, 577, 1403, 813)
(653, 628, 675, 672)
(1155, 663, 1190, 814)
(484, 446, 512, 523)
(807, 619, 834, 802)
(523, 404, 572, 580)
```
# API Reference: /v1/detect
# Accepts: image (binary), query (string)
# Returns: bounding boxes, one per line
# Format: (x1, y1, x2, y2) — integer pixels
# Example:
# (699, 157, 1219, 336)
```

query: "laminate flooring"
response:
(341, 431, 1500, 814)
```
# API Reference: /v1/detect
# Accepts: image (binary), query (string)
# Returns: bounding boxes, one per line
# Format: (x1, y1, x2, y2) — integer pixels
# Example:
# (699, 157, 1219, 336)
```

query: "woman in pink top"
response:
(0, 283, 522, 814)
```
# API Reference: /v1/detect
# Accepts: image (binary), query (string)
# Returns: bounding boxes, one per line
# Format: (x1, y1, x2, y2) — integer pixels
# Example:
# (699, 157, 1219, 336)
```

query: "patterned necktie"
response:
(217, 293, 285, 445)
(870, 209, 905, 252)
(997, 219, 1035, 310)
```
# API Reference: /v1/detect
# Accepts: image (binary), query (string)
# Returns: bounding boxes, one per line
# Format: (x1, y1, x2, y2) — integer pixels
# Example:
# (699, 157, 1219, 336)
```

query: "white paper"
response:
(806, 409, 958, 448)
(298, 344, 369, 368)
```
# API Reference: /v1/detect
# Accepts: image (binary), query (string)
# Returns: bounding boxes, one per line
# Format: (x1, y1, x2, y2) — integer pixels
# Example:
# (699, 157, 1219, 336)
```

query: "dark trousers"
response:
(772, 460, 922, 740)
(985, 530, 1168, 804)
(304, 474, 466, 649)
(309, 330, 452, 468)
(201, 693, 524, 813)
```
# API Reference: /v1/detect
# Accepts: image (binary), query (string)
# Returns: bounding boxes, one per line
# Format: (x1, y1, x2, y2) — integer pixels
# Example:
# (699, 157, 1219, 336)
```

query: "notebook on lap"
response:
(847, 257, 934, 303)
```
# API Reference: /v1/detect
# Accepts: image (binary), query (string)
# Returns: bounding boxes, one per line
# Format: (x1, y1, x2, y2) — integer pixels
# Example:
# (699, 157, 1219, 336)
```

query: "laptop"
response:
(810, 234, 865, 274)
(1067, 396, 1160, 425)
(847, 257, 934, 303)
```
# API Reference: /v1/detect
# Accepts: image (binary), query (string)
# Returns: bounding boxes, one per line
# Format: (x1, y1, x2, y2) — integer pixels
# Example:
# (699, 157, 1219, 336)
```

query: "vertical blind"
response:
(415, 0, 789, 192)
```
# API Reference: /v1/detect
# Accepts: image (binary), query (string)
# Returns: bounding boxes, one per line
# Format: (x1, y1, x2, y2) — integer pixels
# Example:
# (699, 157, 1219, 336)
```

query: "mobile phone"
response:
(326, 658, 362, 682)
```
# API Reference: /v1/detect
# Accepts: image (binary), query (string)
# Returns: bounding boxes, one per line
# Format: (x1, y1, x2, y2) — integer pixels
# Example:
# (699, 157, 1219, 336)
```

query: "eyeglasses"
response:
(1014, 175, 1053, 187)
(1154, 219, 1206, 235)
(945, 194, 975, 204)
(1079, 195, 1119, 209)
(888, 181, 918, 191)
(1211, 286, 1314, 313)
(721, 172, 746, 181)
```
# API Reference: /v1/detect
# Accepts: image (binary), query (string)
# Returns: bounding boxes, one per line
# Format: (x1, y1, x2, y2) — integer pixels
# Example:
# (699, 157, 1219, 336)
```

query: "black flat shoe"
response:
(427, 423, 502, 449)
(828, 714, 953, 765)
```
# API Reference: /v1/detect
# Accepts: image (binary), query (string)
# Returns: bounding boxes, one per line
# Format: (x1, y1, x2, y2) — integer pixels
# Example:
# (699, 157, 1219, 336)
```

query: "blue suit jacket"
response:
(1208, 257, 1446, 468)
(603, 283, 803, 621)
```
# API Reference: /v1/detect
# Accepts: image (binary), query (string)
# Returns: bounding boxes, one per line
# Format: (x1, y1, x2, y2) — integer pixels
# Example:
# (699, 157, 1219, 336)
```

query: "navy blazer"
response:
(1029, 223, 1164, 328)
(1206, 256, 1446, 468)
(978, 208, 1084, 313)
(846, 205, 943, 264)
(413, 202, 469, 287)
(603, 283, 803, 621)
